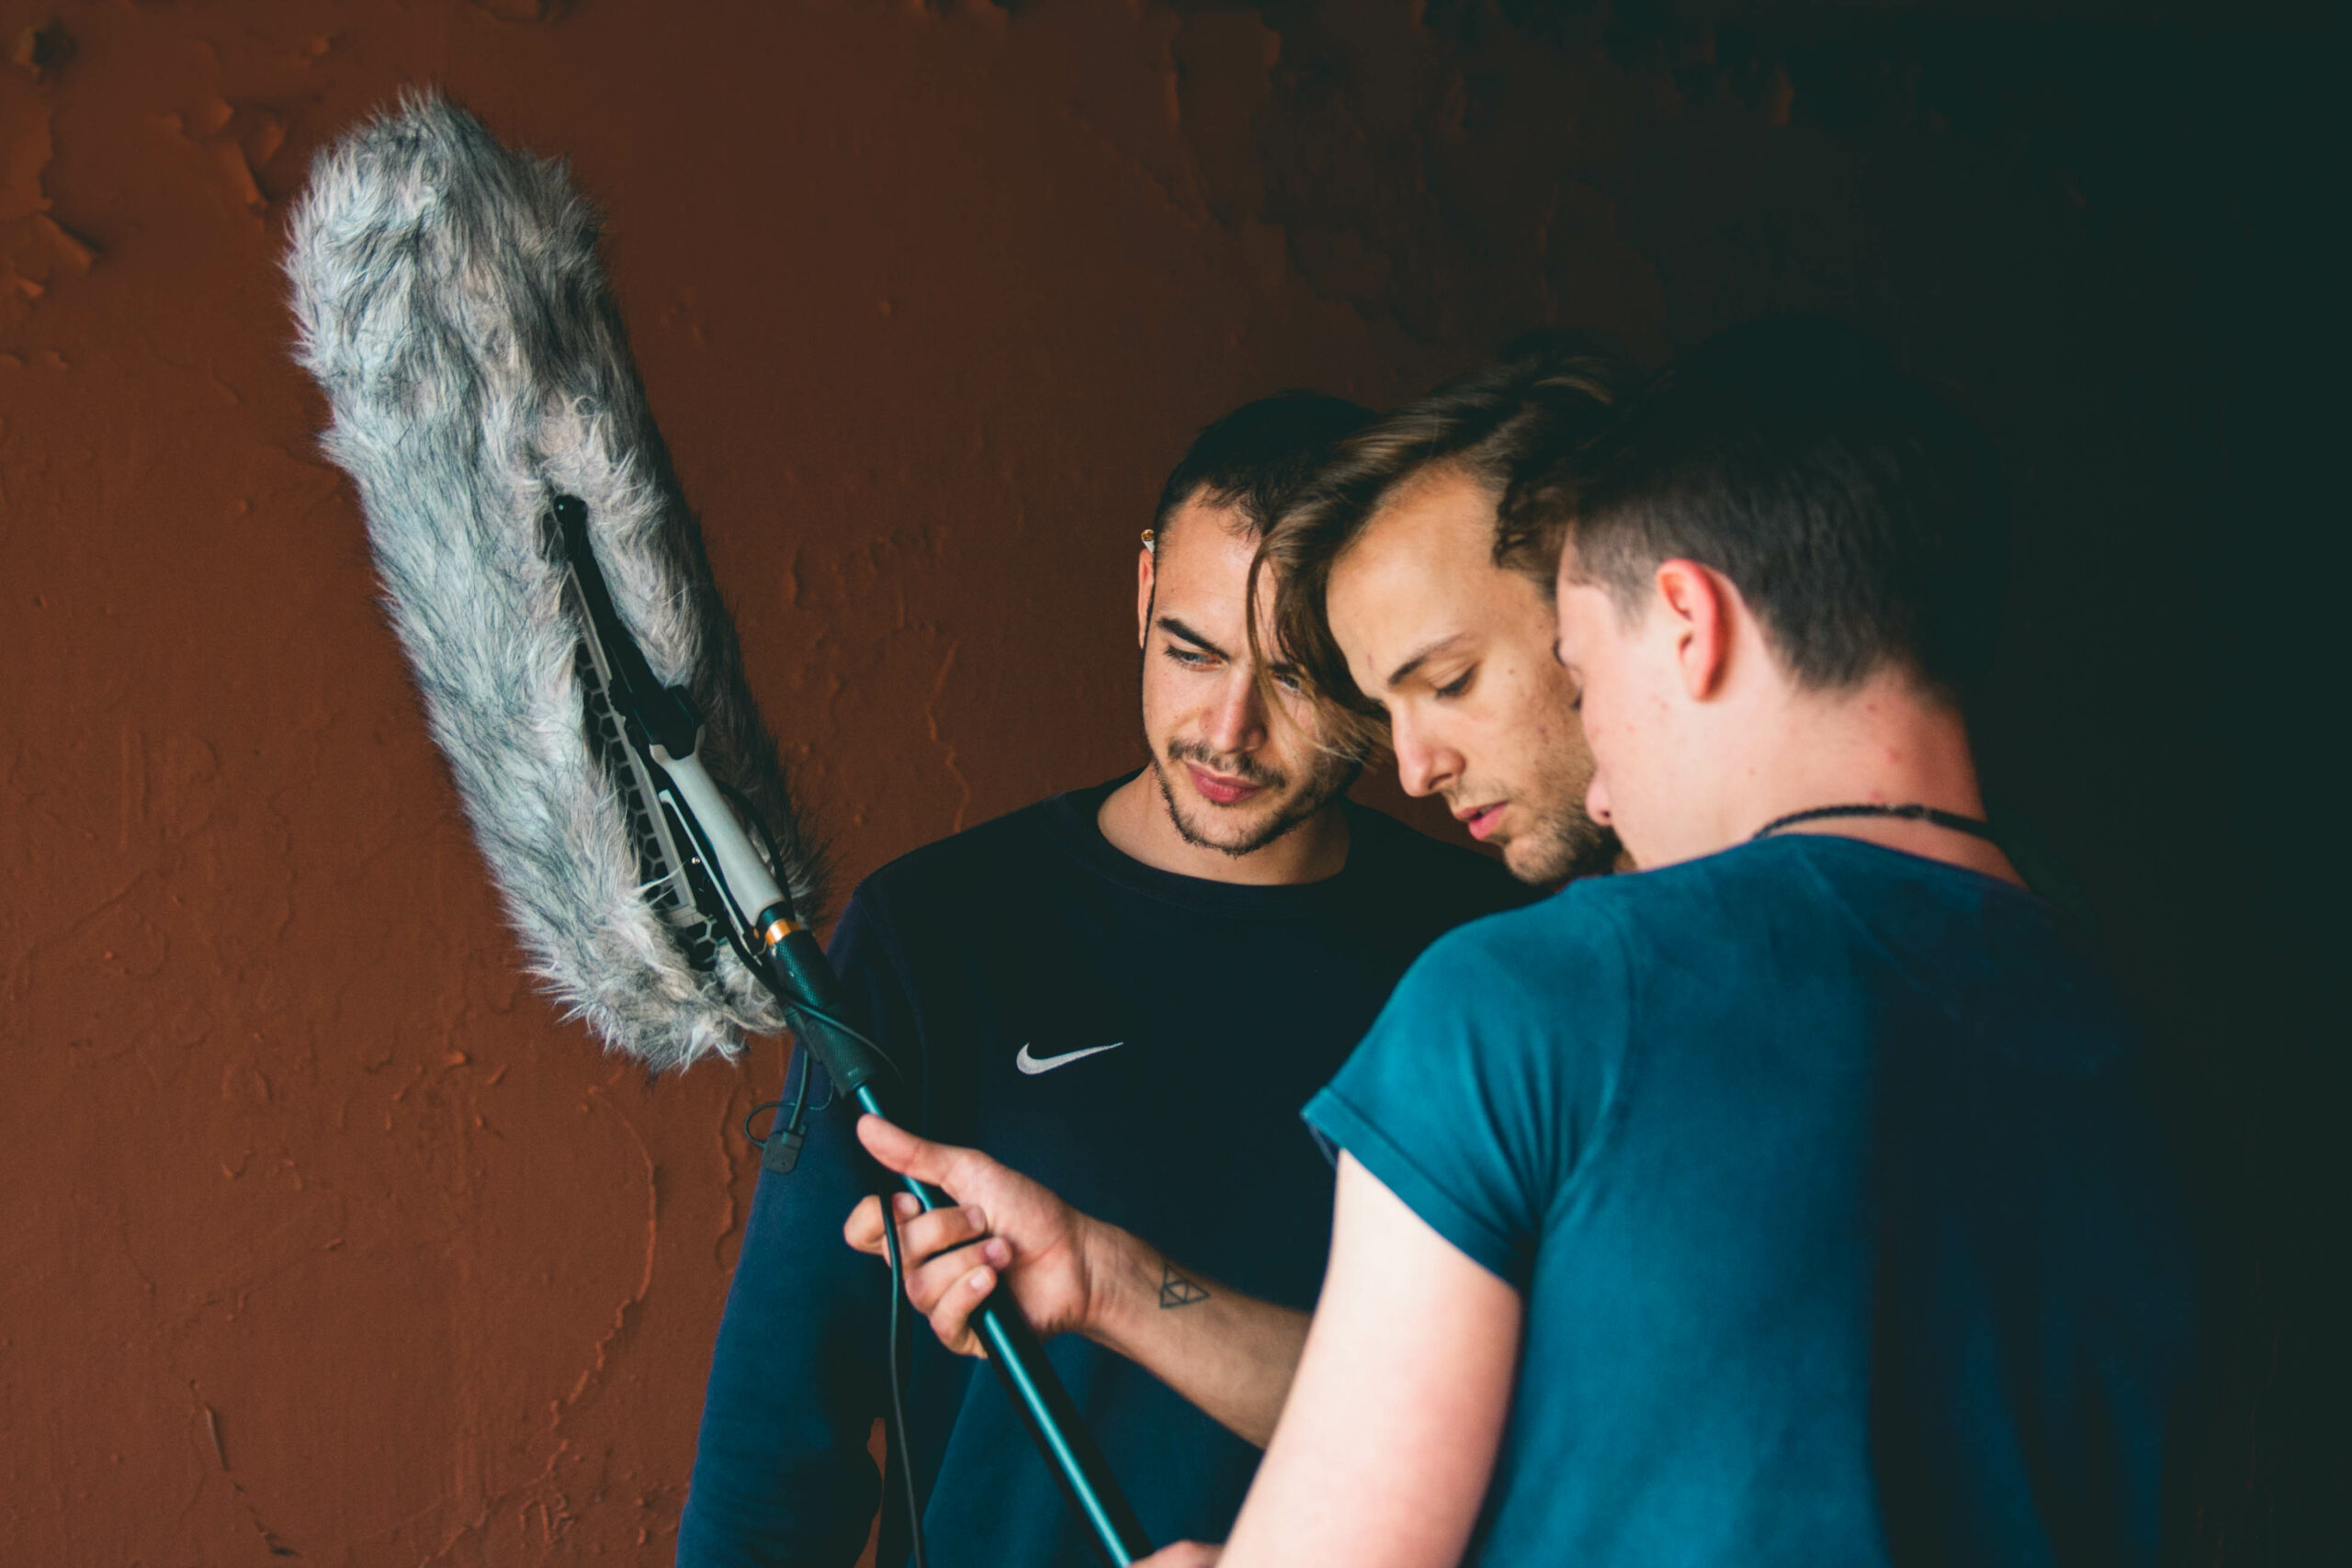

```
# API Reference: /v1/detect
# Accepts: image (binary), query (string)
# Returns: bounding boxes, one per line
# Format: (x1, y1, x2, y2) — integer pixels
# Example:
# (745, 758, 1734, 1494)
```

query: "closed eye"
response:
(1433, 667, 1476, 700)
(1163, 645, 1217, 669)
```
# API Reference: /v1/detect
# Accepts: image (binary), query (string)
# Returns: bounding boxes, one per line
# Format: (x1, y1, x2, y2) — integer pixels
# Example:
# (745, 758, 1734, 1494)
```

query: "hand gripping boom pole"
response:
(764, 940, 1154, 1567)
(550, 495, 1152, 1566)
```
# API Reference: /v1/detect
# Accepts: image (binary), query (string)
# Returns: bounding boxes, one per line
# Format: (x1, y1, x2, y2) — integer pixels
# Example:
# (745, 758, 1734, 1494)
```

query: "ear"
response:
(1653, 558, 1732, 701)
(1136, 540, 1157, 649)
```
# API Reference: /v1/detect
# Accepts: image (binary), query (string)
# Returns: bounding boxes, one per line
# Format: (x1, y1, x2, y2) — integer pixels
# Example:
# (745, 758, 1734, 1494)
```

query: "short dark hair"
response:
(1553, 315, 2010, 702)
(1254, 336, 1628, 728)
(1154, 389, 1375, 539)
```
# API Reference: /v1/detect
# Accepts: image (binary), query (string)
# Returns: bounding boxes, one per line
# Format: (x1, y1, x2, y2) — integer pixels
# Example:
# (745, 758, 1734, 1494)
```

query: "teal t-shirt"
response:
(1303, 834, 2198, 1568)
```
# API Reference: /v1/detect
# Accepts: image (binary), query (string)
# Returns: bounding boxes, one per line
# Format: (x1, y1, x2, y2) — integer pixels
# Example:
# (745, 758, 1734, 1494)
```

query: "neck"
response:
(1097, 767, 1351, 886)
(1725, 671, 2022, 886)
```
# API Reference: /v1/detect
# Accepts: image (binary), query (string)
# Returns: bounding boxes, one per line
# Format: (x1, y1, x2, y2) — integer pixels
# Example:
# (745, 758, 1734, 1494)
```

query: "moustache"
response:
(1163, 738, 1288, 792)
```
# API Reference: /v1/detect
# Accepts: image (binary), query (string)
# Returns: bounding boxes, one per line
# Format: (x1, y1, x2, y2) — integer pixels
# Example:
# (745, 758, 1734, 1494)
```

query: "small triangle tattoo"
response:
(1159, 1262, 1211, 1309)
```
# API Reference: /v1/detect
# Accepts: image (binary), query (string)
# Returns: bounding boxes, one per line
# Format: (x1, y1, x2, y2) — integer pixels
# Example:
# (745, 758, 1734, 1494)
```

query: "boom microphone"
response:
(283, 89, 817, 1069)
(284, 92, 1151, 1565)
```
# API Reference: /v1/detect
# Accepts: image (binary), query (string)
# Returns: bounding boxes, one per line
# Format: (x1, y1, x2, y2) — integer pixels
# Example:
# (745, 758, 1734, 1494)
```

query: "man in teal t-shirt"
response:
(1300, 834, 2191, 1565)
(1159, 319, 2199, 1568)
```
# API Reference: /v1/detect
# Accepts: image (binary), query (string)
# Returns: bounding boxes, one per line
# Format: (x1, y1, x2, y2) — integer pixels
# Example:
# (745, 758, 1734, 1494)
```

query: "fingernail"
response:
(967, 1207, 988, 1233)
(985, 1239, 1012, 1267)
(894, 1194, 919, 1217)
(971, 1269, 994, 1293)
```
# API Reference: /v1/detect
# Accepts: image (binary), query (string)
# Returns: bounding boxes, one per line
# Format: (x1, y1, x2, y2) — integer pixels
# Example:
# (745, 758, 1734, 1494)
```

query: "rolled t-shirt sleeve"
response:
(1303, 896, 1632, 1291)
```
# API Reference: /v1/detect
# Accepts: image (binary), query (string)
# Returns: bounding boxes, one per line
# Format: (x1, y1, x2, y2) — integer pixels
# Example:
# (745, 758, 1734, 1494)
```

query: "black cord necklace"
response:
(1750, 802, 1998, 843)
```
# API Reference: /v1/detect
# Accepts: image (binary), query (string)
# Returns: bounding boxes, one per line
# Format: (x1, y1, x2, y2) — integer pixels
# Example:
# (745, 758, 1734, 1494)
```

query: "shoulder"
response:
(1536, 846, 1796, 955)
(1315, 875, 1639, 1279)
(847, 795, 1066, 908)
(825, 795, 1083, 1007)
(1343, 803, 1532, 926)
(1394, 879, 1632, 1026)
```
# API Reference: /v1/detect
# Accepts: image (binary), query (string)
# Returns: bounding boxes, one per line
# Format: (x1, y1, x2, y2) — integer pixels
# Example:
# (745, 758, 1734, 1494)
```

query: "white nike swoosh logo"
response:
(1015, 1042, 1125, 1076)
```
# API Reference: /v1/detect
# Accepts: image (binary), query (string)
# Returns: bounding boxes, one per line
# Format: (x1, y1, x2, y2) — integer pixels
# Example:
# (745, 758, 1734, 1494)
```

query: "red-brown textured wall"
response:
(2, 3, 2334, 1564)
(2, 6, 1471, 1562)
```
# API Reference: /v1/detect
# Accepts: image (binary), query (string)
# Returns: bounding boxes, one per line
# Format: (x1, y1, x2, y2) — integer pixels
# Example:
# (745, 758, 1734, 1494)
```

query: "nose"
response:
(1390, 712, 1457, 799)
(1204, 666, 1268, 757)
(1586, 771, 1612, 826)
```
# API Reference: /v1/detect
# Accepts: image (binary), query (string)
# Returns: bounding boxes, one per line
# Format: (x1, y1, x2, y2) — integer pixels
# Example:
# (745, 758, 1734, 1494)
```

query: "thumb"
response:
(856, 1113, 978, 1192)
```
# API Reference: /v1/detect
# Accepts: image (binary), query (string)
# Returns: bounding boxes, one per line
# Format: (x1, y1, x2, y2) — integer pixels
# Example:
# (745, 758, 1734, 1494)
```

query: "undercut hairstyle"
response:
(1154, 389, 1376, 540)
(1252, 336, 1629, 730)
(1545, 315, 2011, 704)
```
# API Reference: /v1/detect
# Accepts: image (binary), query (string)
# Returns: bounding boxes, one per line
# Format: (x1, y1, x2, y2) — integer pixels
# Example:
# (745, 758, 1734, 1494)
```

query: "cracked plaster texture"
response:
(0, 0, 2331, 1562)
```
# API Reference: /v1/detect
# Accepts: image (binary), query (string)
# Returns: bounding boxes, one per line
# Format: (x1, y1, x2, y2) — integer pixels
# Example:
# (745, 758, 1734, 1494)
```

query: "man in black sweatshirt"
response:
(677, 389, 1532, 1567)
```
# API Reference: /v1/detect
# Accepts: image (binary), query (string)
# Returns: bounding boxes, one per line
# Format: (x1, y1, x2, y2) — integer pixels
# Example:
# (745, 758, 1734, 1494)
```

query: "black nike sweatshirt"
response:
(680, 776, 1522, 1568)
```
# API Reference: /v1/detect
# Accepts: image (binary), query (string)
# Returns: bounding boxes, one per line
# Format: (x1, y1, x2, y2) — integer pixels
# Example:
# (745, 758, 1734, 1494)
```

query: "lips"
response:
(1456, 802, 1505, 841)
(1186, 763, 1263, 807)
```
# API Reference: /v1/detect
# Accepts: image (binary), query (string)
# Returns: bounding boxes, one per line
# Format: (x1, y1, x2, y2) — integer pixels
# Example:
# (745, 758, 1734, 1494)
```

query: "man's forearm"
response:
(844, 1117, 1312, 1448)
(1080, 1223, 1310, 1449)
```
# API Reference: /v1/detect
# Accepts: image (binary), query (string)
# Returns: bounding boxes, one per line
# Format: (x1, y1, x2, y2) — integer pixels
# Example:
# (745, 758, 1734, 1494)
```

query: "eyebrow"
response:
(1156, 616, 1232, 661)
(1384, 633, 1472, 691)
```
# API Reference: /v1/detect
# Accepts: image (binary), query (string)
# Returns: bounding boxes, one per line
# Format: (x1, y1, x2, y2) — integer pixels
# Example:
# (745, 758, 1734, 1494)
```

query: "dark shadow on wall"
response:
(1158, 3, 2344, 1562)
